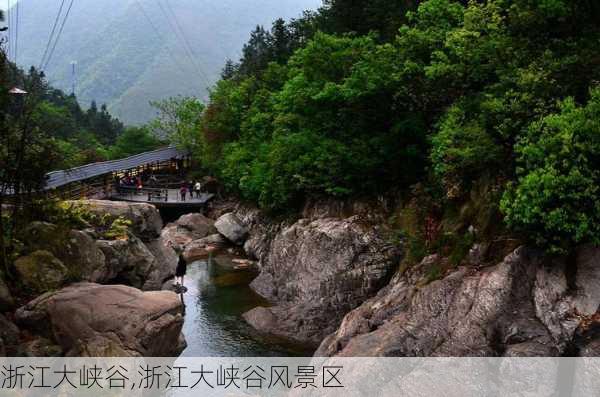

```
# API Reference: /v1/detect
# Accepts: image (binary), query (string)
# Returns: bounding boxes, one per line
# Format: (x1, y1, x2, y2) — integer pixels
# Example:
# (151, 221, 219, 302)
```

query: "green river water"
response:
(179, 254, 313, 357)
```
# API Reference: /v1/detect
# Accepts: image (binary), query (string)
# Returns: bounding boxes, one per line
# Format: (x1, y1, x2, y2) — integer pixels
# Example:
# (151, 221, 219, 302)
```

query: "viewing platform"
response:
(111, 187, 214, 208)
(40, 147, 216, 209)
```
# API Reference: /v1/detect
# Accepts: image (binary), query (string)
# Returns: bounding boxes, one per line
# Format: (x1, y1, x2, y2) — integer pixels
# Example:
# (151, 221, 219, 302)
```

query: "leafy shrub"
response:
(103, 217, 133, 240)
(501, 89, 600, 252)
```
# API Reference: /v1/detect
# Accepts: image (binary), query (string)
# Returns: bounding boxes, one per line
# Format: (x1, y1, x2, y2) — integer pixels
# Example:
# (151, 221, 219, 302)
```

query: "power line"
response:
(13, 0, 17, 63)
(39, 0, 67, 70)
(155, 0, 211, 90)
(134, 0, 189, 79)
(163, 0, 212, 86)
(42, 0, 75, 71)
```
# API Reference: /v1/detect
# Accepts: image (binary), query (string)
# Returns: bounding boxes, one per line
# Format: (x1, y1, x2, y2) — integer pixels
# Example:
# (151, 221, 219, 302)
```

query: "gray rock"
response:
(65, 200, 163, 240)
(19, 337, 63, 357)
(242, 214, 400, 345)
(14, 250, 68, 293)
(573, 245, 600, 315)
(16, 282, 186, 357)
(174, 213, 216, 238)
(0, 313, 20, 347)
(161, 213, 217, 252)
(316, 247, 582, 357)
(183, 234, 227, 261)
(145, 237, 178, 291)
(215, 213, 248, 245)
(23, 222, 106, 282)
(97, 235, 175, 291)
(0, 275, 15, 311)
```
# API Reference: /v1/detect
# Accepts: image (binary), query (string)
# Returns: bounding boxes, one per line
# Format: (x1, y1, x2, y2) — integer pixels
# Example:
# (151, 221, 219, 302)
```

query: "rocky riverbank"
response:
(0, 200, 185, 357)
(206, 199, 600, 356)
(3, 196, 600, 358)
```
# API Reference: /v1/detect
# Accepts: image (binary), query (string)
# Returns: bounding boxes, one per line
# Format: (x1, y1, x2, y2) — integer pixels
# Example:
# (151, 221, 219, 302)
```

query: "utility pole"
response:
(70, 60, 77, 95)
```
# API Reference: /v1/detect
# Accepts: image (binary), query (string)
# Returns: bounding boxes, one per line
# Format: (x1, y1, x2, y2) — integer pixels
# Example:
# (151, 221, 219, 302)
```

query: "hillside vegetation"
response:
(12, 0, 321, 124)
(165, 0, 600, 256)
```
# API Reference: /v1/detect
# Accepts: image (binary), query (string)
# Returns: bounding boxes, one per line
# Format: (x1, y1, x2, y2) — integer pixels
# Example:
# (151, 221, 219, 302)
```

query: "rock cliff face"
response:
(16, 283, 186, 356)
(233, 204, 402, 346)
(316, 246, 600, 357)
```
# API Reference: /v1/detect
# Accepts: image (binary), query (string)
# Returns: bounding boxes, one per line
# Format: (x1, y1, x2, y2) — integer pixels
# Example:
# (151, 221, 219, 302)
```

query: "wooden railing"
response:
(114, 186, 170, 202)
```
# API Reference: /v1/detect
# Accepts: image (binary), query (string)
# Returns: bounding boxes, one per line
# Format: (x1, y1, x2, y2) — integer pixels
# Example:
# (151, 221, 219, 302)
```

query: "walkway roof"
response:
(45, 146, 188, 190)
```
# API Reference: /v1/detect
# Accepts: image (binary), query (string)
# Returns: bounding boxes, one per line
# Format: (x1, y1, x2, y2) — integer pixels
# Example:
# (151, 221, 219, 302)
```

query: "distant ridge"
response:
(11, 0, 322, 124)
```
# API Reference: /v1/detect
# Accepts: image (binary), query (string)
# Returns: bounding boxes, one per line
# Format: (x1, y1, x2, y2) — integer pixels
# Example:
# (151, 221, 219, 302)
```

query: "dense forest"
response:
(3, 0, 600, 263)
(162, 0, 600, 256)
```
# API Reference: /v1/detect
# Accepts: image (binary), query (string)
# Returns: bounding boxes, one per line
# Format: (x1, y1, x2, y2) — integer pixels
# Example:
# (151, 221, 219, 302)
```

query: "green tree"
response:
(501, 89, 600, 252)
(108, 126, 163, 159)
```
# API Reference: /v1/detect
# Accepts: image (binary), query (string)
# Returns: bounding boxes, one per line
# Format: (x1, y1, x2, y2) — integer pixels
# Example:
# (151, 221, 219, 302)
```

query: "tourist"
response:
(180, 184, 188, 201)
(188, 181, 195, 197)
(176, 253, 187, 287)
(194, 181, 202, 198)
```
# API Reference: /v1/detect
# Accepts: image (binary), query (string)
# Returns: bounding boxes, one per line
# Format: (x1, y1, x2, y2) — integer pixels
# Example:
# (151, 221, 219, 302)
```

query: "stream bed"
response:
(179, 254, 313, 357)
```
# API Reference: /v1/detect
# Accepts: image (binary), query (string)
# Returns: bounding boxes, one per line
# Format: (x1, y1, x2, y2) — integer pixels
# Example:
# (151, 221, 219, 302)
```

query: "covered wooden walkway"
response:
(43, 147, 215, 208)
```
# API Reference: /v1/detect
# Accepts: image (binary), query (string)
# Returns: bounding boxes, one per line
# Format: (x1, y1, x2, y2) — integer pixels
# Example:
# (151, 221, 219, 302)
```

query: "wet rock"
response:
(14, 250, 68, 293)
(66, 200, 163, 240)
(161, 213, 216, 252)
(97, 235, 175, 291)
(183, 234, 227, 261)
(0, 275, 15, 311)
(215, 213, 248, 245)
(316, 247, 582, 357)
(16, 283, 186, 357)
(243, 215, 400, 345)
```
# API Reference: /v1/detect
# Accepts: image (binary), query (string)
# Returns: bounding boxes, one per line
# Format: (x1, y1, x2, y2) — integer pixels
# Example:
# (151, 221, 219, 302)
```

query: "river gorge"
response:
(2, 198, 600, 358)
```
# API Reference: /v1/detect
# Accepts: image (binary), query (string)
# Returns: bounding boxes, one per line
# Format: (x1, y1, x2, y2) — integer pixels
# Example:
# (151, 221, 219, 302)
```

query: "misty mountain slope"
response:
(11, 0, 322, 124)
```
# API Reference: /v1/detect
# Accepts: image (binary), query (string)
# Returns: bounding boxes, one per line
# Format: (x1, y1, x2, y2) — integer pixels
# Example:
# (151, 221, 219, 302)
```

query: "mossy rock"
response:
(14, 250, 68, 293)
(0, 274, 15, 311)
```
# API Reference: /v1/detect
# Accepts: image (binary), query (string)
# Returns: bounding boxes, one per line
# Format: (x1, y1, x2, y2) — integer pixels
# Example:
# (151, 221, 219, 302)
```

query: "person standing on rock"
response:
(194, 181, 202, 198)
(176, 253, 187, 287)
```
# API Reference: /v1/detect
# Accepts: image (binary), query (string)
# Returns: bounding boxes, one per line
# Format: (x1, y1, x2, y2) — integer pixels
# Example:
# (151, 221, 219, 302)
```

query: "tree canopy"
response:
(163, 0, 600, 253)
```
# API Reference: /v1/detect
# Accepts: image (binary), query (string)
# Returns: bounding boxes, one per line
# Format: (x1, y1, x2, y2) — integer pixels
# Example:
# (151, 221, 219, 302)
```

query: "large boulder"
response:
(16, 283, 186, 357)
(183, 234, 227, 262)
(0, 314, 20, 350)
(215, 213, 248, 245)
(96, 235, 176, 291)
(14, 250, 68, 293)
(243, 215, 400, 345)
(161, 213, 216, 251)
(23, 222, 106, 281)
(315, 247, 590, 357)
(66, 200, 163, 240)
(0, 275, 15, 311)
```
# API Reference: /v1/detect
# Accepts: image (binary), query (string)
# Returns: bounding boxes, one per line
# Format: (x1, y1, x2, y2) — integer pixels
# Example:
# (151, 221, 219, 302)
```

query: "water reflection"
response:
(180, 254, 312, 357)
